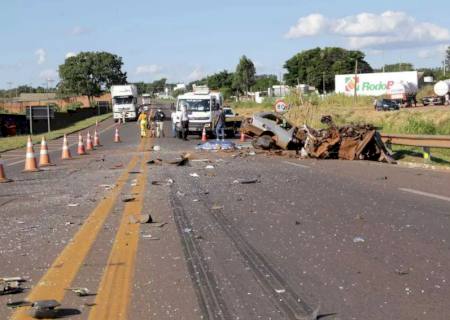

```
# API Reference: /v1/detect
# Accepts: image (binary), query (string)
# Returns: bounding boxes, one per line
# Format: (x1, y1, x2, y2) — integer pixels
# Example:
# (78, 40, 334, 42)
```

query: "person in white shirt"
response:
(180, 103, 189, 140)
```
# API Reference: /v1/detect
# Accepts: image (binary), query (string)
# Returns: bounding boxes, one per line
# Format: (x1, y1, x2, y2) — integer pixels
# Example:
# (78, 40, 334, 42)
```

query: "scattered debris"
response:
(211, 204, 224, 210)
(205, 165, 215, 169)
(1, 277, 27, 295)
(99, 184, 115, 190)
(6, 300, 32, 309)
(142, 234, 159, 240)
(189, 173, 200, 178)
(28, 300, 61, 319)
(183, 228, 192, 233)
(128, 171, 141, 174)
(146, 159, 163, 165)
(168, 153, 190, 166)
(67, 203, 79, 207)
(150, 222, 167, 228)
(353, 236, 365, 243)
(274, 289, 286, 294)
(65, 287, 93, 297)
(122, 196, 136, 203)
(153, 145, 161, 151)
(111, 163, 124, 169)
(232, 178, 260, 184)
(295, 221, 301, 225)
(138, 214, 153, 224)
(151, 179, 174, 186)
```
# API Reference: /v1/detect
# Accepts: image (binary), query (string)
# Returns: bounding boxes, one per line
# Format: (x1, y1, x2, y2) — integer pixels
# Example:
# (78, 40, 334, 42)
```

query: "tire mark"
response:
(170, 192, 232, 320)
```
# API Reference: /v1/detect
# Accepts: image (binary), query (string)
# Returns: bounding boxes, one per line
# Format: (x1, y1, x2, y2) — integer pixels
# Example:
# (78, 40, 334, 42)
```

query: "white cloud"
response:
(65, 52, 77, 59)
(285, 14, 328, 38)
(39, 69, 58, 81)
(135, 64, 163, 75)
(285, 11, 450, 50)
(70, 26, 91, 36)
(187, 67, 206, 81)
(35, 48, 46, 64)
(418, 44, 449, 59)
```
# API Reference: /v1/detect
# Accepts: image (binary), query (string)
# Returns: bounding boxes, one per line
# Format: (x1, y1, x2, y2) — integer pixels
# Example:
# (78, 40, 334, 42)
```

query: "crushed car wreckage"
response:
(241, 112, 395, 163)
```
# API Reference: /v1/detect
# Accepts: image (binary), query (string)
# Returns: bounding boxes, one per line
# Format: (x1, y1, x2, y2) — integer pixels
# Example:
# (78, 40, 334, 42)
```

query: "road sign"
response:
(274, 99, 289, 113)
(26, 106, 55, 119)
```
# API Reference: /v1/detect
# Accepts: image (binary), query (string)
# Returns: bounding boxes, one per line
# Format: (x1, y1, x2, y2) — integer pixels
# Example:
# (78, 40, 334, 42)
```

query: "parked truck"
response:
(422, 79, 450, 106)
(110, 85, 138, 121)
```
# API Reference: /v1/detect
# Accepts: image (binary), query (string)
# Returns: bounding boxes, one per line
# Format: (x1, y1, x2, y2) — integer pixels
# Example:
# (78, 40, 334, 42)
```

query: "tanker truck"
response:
(388, 82, 417, 106)
(422, 79, 450, 106)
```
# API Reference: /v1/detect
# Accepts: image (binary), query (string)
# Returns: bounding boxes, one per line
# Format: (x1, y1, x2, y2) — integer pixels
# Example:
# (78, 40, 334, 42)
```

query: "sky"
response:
(0, 0, 449, 89)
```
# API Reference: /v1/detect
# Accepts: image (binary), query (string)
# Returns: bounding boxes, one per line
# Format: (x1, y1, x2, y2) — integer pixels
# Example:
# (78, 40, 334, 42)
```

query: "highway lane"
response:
(1, 118, 450, 319)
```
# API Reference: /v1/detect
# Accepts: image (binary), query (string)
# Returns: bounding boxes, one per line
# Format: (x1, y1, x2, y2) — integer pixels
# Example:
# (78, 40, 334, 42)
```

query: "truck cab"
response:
(173, 85, 223, 136)
(111, 85, 138, 121)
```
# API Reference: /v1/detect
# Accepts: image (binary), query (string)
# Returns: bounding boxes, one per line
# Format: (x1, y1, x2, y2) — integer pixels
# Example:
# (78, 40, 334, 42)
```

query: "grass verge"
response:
(0, 113, 112, 153)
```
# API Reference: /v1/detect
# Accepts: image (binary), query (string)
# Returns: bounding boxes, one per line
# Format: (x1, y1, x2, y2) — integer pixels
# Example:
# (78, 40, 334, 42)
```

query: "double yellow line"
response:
(12, 137, 151, 320)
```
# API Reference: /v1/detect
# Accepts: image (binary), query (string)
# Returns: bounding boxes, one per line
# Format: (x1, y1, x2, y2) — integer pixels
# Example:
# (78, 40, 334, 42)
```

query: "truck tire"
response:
(252, 134, 275, 150)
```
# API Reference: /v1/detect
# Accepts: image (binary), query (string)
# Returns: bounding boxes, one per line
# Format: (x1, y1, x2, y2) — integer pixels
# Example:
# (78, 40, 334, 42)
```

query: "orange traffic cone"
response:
(240, 130, 246, 142)
(39, 136, 53, 167)
(114, 127, 121, 143)
(77, 133, 87, 155)
(201, 127, 207, 142)
(61, 134, 72, 160)
(0, 160, 12, 183)
(86, 131, 94, 151)
(23, 136, 39, 172)
(94, 129, 101, 147)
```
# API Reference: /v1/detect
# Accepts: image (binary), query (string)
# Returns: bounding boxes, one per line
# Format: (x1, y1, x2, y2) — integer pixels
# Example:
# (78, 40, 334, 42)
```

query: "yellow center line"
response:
(11, 137, 146, 320)
(88, 138, 151, 320)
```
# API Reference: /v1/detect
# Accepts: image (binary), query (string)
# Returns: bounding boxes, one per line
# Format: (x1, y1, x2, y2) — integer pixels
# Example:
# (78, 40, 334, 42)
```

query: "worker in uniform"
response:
(154, 109, 165, 138)
(137, 111, 147, 138)
(180, 102, 189, 140)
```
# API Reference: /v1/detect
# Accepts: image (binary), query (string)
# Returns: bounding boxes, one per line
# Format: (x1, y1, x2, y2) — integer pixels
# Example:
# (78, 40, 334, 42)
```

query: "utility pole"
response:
(354, 59, 358, 102)
(6, 82, 12, 101)
(322, 72, 326, 95)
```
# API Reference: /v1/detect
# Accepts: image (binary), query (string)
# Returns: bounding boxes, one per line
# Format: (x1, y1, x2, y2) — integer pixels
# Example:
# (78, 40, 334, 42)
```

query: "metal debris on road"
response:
(142, 234, 160, 240)
(1, 277, 26, 295)
(28, 300, 61, 319)
(65, 287, 93, 297)
(153, 145, 161, 151)
(189, 173, 200, 178)
(67, 203, 80, 207)
(205, 165, 215, 169)
(211, 204, 224, 210)
(146, 159, 163, 165)
(232, 178, 260, 184)
(122, 196, 136, 202)
(6, 300, 33, 309)
(138, 214, 153, 224)
(353, 236, 365, 243)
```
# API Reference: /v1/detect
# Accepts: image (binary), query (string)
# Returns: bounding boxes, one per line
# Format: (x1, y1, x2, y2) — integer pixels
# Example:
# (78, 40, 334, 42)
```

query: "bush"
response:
(402, 116, 436, 135)
(66, 102, 83, 112)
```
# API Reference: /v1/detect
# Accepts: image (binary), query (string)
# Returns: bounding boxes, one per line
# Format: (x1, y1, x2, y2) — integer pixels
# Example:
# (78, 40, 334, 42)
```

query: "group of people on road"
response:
(174, 103, 226, 141)
(137, 107, 165, 138)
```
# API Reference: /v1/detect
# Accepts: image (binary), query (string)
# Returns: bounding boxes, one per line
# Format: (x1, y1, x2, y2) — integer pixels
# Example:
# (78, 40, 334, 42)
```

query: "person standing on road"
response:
(180, 102, 189, 141)
(154, 109, 165, 138)
(215, 105, 226, 141)
(170, 111, 177, 138)
(137, 111, 147, 138)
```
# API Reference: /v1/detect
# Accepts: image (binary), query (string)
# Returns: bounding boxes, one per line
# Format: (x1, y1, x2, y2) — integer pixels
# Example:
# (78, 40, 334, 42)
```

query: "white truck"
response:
(173, 85, 223, 137)
(110, 84, 138, 121)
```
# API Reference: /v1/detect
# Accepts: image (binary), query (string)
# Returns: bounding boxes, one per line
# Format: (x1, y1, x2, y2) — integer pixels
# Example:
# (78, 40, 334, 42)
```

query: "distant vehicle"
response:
(375, 99, 400, 111)
(111, 85, 138, 121)
(173, 85, 223, 137)
(222, 107, 242, 137)
(422, 96, 444, 106)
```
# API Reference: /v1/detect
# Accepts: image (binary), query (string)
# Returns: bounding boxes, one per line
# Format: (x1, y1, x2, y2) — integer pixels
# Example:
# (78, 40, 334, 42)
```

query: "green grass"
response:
(0, 113, 112, 153)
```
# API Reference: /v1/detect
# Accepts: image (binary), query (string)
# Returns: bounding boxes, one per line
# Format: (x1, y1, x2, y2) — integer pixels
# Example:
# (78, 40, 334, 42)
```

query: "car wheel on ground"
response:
(252, 134, 275, 150)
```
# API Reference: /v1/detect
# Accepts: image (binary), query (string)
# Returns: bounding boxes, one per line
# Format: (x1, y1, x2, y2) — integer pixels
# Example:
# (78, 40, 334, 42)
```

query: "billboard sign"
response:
(335, 71, 418, 96)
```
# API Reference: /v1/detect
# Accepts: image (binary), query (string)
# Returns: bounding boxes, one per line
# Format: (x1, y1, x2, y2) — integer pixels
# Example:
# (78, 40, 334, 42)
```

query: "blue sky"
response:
(0, 0, 449, 89)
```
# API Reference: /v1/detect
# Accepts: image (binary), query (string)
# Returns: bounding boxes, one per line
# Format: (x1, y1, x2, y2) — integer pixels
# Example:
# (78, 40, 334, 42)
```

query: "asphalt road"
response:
(1, 115, 450, 320)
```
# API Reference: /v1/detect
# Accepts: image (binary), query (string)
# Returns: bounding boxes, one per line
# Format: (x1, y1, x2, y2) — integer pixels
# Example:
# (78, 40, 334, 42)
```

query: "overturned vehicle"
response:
(241, 112, 395, 163)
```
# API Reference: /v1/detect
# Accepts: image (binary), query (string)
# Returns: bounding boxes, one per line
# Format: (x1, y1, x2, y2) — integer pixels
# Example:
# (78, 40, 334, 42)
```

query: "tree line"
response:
(3, 46, 450, 100)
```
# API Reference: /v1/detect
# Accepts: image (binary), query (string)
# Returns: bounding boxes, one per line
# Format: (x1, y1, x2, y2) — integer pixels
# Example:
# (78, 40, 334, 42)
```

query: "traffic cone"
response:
(94, 129, 101, 147)
(39, 136, 54, 167)
(201, 127, 207, 142)
(61, 134, 72, 160)
(114, 127, 121, 143)
(0, 161, 12, 183)
(86, 131, 94, 151)
(23, 136, 39, 172)
(240, 130, 246, 142)
(77, 133, 87, 155)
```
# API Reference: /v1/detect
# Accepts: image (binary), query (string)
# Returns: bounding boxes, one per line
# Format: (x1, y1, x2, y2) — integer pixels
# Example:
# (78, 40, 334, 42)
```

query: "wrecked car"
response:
(241, 112, 301, 150)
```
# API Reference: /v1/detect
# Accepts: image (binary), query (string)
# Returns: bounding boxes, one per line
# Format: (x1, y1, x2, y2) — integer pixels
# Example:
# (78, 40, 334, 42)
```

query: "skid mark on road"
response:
(88, 139, 150, 320)
(11, 139, 145, 320)
(399, 188, 450, 203)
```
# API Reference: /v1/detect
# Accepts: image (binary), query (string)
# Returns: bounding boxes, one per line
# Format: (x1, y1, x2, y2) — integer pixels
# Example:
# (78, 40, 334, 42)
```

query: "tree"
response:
(58, 51, 127, 102)
(378, 63, 414, 72)
(446, 46, 450, 72)
(206, 70, 234, 90)
(253, 75, 279, 92)
(232, 55, 256, 95)
(283, 47, 372, 93)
